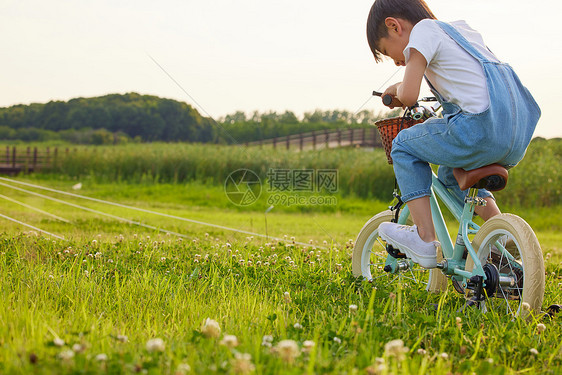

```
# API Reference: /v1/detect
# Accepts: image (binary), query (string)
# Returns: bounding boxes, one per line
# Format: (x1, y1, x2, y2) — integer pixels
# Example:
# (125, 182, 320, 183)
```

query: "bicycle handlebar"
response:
(382, 94, 403, 108)
(372, 91, 437, 108)
(372, 91, 403, 107)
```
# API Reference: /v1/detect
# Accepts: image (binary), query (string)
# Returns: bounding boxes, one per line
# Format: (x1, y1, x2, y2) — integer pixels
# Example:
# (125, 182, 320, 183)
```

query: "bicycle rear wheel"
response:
(352, 210, 448, 292)
(465, 214, 545, 317)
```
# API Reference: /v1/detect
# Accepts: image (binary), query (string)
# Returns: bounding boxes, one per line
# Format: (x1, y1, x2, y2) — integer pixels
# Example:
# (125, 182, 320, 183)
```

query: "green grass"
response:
(26, 137, 561, 208)
(0, 174, 562, 374)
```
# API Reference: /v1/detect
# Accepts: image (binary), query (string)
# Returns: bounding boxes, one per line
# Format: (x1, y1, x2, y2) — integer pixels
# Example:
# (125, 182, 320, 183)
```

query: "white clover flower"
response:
(275, 340, 300, 363)
(439, 352, 449, 360)
(333, 337, 342, 344)
(349, 304, 358, 314)
(232, 352, 255, 374)
(53, 338, 65, 347)
(201, 318, 221, 338)
(176, 363, 191, 374)
(95, 353, 108, 362)
(116, 335, 128, 343)
(302, 340, 315, 353)
(293, 323, 303, 330)
(384, 339, 408, 360)
(72, 343, 85, 353)
(146, 338, 165, 352)
(529, 348, 539, 355)
(261, 335, 274, 347)
(283, 292, 291, 304)
(521, 302, 531, 311)
(537, 323, 546, 333)
(417, 348, 427, 355)
(58, 350, 75, 360)
(220, 334, 239, 348)
(365, 358, 386, 375)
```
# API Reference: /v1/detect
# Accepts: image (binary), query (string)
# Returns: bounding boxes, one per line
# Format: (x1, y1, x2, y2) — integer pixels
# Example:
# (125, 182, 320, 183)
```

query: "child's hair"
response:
(367, 0, 436, 62)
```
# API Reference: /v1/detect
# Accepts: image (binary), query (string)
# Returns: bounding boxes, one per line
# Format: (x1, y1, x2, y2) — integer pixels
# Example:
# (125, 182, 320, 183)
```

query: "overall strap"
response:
(435, 20, 491, 63)
(424, 75, 444, 102)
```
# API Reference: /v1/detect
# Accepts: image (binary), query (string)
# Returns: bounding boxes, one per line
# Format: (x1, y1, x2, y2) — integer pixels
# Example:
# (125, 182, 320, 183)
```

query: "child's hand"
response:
(383, 83, 403, 108)
(383, 82, 401, 98)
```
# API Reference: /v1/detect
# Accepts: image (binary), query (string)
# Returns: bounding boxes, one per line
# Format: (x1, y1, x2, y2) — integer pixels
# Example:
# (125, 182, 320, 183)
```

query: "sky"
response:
(2, 0, 561, 138)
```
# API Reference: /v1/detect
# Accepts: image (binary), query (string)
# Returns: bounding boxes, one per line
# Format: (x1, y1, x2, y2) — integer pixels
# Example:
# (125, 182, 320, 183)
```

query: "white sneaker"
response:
(378, 223, 439, 269)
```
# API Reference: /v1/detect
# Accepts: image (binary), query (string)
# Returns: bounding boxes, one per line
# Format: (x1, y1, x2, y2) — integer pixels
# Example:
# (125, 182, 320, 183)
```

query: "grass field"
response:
(1, 160, 561, 374)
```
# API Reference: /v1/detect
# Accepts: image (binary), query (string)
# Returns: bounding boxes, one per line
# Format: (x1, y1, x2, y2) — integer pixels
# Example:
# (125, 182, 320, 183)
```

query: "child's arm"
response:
(384, 49, 427, 107)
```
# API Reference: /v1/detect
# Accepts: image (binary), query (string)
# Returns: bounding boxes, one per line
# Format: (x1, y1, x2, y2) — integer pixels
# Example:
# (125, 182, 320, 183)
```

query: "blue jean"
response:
(391, 21, 540, 204)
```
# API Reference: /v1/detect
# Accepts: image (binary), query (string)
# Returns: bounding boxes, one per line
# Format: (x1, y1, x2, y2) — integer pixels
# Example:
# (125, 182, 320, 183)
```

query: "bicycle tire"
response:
(465, 213, 545, 316)
(352, 210, 448, 292)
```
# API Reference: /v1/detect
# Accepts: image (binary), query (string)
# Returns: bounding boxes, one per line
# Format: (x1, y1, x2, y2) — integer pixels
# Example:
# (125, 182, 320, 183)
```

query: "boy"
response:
(367, 0, 540, 268)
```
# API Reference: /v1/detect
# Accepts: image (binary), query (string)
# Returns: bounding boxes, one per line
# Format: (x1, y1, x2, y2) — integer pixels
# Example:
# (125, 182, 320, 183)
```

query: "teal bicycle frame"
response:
(383, 170, 514, 284)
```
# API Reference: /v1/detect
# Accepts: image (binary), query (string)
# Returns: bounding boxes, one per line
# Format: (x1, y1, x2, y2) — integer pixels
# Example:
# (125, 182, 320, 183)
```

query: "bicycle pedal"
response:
(386, 244, 407, 259)
(451, 279, 465, 295)
(464, 196, 487, 206)
(546, 304, 562, 318)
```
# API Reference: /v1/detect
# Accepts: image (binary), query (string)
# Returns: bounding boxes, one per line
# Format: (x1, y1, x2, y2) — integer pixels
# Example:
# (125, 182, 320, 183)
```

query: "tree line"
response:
(0, 93, 214, 144)
(0, 93, 395, 144)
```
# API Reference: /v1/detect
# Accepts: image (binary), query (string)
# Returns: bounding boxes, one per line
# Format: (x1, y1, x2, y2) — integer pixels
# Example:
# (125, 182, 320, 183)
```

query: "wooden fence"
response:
(0, 146, 68, 175)
(243, 127, 381, 151)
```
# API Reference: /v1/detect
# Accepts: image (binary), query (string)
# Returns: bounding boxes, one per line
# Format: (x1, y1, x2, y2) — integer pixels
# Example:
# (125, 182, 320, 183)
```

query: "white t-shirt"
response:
(404, 19, 500, 113)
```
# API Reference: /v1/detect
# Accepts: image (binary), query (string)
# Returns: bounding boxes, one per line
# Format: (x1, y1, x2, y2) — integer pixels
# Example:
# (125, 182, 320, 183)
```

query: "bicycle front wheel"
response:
(465, 213, 545, 316)
(352, 210, 447, 292)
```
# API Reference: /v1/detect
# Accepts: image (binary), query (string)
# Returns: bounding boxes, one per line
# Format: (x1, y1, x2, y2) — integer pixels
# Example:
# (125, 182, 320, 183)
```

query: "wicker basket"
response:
(375, 117, 423, 164)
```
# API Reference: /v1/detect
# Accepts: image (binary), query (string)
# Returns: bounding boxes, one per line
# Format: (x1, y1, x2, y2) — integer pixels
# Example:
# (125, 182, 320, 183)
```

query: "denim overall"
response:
(391, 21, 541, 204)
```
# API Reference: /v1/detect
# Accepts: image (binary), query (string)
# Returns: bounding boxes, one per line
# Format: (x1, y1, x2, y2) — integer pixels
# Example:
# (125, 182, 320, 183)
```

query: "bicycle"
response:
(352, 93, 545, 317)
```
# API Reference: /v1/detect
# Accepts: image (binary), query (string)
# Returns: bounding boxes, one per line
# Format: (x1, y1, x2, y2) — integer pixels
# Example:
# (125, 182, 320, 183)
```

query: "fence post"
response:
(273, 137, 277, 149)
(33, 147, 38, 170)
(337, 129, 342, 147)
(26, 146, 30, 173)
(11, 146, 16, 168)
(312, 131, 317, 150)
(324, 129, 329, 149)
(362, 128, 366, 147)
(286, 135, 290, 150)
(53, 147, 58, 168)
(299, 133, 303, 151)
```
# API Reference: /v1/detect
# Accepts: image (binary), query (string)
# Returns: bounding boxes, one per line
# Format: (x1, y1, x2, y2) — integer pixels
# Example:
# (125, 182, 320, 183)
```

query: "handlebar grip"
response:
(382, 94, 404, 108)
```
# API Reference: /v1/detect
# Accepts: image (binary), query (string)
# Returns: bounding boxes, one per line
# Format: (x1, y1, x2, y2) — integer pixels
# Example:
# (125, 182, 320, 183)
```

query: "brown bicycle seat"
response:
(453, 164, 509, 191)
